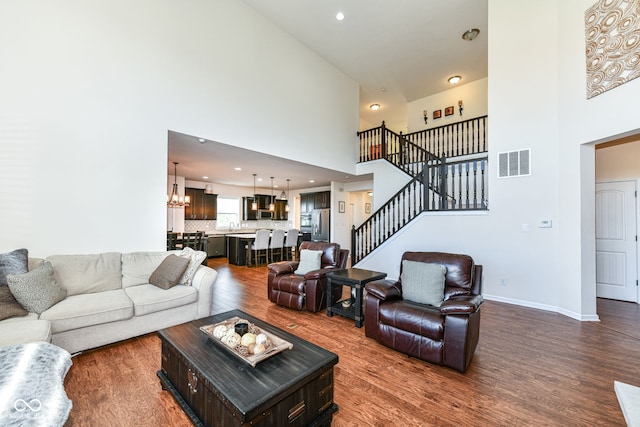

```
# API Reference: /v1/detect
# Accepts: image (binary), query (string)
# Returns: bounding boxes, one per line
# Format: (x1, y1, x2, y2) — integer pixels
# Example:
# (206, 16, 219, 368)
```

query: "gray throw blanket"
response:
(0, 342, 72, 427)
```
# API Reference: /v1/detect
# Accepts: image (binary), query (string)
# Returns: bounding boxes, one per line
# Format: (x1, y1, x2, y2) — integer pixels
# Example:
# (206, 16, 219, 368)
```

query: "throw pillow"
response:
(176, 247, 207, 286)
(401, 260, 447, 307)
(0, 248, 28, 286)
(0, 286, 28, 320)
(149, 254, 190, 290)
(295, 249, 323, 275)
(7, 261, 67, 314)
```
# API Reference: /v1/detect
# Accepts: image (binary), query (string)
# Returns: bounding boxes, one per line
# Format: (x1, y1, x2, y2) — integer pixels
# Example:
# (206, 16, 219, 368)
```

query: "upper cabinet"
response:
(274, 200, 288, 220)
(185, 188, 217, 220)
(301, 191, 331, 212)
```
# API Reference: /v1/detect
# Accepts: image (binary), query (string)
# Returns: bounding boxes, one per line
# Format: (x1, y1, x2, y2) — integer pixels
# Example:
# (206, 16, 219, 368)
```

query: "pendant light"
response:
(285, 179, 290, 212)
(167, 162, 190, 207)
(268, 177, 275, 212)
(251, 174, 258, 210)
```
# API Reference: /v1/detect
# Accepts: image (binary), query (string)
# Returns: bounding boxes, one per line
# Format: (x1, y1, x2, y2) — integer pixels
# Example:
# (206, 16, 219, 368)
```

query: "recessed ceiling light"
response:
(257, 178, 263, 182)
(448, 75, 461, 84)
(462, 28, 480, 41)
(202, 176, 208, 179)
(198, 138, 205, 143)
(336, 12, 344, 21)
(234, 167, 241, 171)
(369, 104, 381, 111)
(309, 180, 315, 183)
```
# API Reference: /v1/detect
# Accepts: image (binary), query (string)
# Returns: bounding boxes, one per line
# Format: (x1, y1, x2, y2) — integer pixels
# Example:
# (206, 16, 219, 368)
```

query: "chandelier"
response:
(167, 162, 190, 207)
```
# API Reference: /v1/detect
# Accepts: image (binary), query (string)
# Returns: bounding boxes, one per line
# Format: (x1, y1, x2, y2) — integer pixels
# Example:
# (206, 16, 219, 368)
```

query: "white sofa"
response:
(0, 251, 217, 354)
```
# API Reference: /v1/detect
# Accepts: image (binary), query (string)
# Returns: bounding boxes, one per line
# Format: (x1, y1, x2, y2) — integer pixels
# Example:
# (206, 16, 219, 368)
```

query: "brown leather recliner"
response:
(364, 252, 483, 372)
(268, 242, 349, 312)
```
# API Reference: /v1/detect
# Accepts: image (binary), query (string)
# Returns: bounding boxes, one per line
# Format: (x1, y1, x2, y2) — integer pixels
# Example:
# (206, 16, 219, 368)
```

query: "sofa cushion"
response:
(0, 314, 52, 346)
(176, 247, 207, 286)
(401, 260, 447, 307)
(121, 251, 172, 288)
(124, 284, 198, 316)
(0, 248, 28, 286)
(7, 261, 68, 314)
(149, 254, 190, 290)
(40, 289, 133, 333)
(295, 250, 323, 275)
(46, 252, 122, 296)
(0, 286, 28, 320)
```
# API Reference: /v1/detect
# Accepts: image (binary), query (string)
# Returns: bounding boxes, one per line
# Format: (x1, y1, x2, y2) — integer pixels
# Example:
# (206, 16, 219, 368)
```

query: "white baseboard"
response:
(483, 294, 601, 322)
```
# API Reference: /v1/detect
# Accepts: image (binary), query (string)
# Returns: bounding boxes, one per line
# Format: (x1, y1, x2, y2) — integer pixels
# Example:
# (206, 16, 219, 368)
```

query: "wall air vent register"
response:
(498, 149, 531, 178)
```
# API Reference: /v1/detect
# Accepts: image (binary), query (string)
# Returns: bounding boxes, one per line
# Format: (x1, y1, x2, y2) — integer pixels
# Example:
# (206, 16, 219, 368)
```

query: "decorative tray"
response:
(199, 316, 293, 367)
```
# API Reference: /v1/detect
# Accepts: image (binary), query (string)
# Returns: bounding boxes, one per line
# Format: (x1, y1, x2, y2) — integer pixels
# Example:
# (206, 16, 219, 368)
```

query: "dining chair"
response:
(182, 232, 203, 251)
(283, 228, 299, 261)
(166, 232, 179, 251)
(268, 229, 286, 263)
(248, 229, 270, 267)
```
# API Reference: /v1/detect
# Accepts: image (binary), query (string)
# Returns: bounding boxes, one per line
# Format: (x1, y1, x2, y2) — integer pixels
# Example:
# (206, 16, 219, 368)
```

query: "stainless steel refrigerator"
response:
(311, 208, 330, 242)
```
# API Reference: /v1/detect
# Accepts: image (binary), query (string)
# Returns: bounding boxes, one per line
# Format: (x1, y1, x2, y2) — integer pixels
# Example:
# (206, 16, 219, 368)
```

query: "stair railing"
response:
(351, 155, 488, 264)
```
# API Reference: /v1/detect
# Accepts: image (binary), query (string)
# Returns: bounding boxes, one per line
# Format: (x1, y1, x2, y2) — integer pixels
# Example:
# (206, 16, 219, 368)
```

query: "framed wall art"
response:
(338, 201, 345, 213)
(365, 203, 371, 214)
(432, 110, 441, 119)
(445, 106, 454, 116)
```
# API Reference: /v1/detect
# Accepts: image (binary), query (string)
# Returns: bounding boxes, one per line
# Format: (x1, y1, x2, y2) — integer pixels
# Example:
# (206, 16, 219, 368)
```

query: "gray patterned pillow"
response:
(401, 260, 447, 307)
(7, 261, 67, 314)
(149, 254, 190, 290)
(0, 248, 28, 286)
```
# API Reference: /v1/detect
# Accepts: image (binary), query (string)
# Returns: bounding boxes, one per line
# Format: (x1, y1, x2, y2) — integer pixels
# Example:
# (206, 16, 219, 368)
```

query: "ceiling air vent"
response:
(498, 149, 530, 178)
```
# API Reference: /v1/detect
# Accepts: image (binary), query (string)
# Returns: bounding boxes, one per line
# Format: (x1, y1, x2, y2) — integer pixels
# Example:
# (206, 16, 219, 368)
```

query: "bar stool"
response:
(268, 229, 286, 263)
(283, 229, 299, 261)
(248, 229, 270, 267)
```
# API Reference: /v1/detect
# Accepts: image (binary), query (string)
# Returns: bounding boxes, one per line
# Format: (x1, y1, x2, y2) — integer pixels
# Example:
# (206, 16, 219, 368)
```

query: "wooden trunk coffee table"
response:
(157, 309, 338, 426)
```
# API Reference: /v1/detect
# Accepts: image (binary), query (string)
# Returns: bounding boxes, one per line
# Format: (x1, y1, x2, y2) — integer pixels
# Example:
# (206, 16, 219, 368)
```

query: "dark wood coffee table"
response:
(157, 309, 338, 427)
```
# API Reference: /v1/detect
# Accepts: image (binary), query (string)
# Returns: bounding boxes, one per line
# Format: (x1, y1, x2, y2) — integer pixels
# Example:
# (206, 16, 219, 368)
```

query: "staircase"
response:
(352, 116, 488, 264)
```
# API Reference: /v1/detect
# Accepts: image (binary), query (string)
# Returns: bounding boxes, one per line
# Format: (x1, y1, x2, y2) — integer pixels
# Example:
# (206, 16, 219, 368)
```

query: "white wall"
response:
(0, 0, 359, 257)
(407, 78, 488, 133)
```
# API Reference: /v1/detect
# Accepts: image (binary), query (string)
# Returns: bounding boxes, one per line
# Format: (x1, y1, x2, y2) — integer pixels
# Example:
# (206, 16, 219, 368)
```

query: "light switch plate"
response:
(538, 220, 552, 228)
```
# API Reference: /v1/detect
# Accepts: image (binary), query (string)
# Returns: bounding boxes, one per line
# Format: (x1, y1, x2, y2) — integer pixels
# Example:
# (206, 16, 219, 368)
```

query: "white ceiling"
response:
(169, 1, 488, 191)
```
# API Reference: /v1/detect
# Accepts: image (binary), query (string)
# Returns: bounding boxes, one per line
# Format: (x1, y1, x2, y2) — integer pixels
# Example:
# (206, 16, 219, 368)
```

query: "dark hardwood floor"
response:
(63, 258, 640, 426)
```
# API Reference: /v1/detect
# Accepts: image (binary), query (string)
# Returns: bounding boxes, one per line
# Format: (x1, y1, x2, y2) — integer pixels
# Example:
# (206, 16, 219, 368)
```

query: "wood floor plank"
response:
(62, 258, 639, 426)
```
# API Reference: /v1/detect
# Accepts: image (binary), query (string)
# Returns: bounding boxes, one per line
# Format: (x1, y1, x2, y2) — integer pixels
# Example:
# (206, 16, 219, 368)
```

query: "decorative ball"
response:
(253, 343, 267, 355)
(255, 333, 268, 346)
(241, 333, 256, 347)
(213, 325, 228, 339)
(224, 332, 241, 348)
(235, 345, 249, 356)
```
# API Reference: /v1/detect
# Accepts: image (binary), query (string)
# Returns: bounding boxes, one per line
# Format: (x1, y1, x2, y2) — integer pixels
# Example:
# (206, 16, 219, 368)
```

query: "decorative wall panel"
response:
(585, 0, 640, 98)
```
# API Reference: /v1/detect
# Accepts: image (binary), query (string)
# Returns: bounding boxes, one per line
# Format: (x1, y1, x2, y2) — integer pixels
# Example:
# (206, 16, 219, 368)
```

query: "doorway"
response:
(595, 180, 638, 302)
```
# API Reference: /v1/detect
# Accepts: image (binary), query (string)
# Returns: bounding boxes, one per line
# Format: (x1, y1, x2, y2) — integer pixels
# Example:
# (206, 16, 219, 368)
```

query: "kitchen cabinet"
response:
(242, 195, 272, 220)
(206, 236, 225, 258)
(185, 188, 217, 220)
(314, 191, 331, 209)
(300, 193, 314, 213)
(300, 191, 331, 212)
(273, 200, 288, 220)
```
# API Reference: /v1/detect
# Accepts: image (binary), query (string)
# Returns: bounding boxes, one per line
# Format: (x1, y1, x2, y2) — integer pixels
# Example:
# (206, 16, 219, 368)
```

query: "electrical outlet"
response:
(500, 278, 507, 286)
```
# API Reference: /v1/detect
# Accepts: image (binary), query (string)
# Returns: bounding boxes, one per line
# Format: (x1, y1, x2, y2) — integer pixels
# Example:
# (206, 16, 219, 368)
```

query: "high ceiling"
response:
(169, 1, 488, 190)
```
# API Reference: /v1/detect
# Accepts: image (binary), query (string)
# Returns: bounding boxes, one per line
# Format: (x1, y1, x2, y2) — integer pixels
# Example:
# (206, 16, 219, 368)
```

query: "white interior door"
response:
(595, 180, 638, 302)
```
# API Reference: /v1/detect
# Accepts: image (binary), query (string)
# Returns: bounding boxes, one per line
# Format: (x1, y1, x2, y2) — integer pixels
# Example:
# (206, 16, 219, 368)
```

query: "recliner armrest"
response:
(304, 266, 344, 280)
(267, 261, 298, 275)
(364, 280, 402, 301)
(439, 295, 483, 315)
